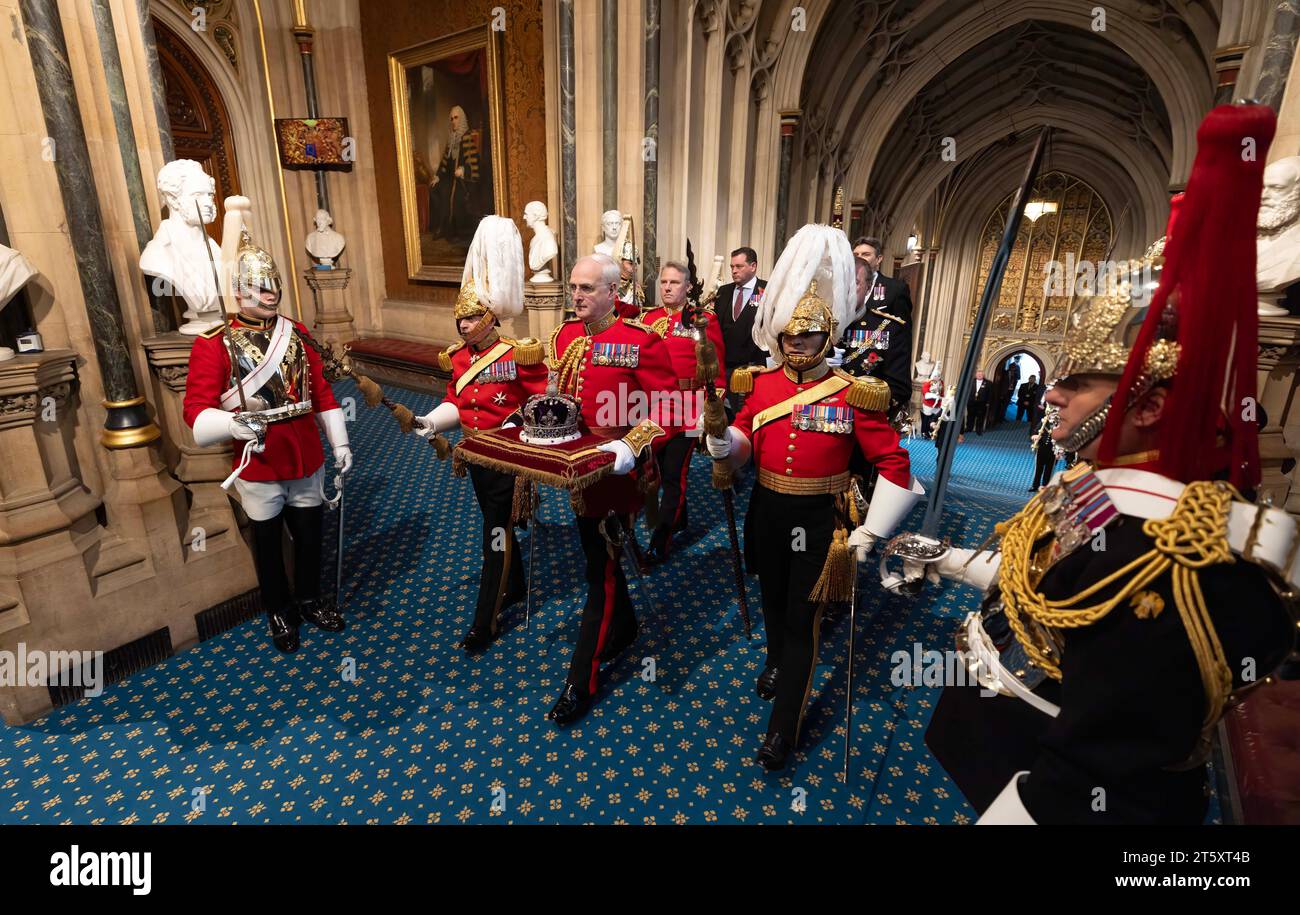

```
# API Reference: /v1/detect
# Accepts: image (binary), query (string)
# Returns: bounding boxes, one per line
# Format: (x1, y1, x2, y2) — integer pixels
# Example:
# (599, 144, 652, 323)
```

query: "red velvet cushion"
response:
(1225, 678, 1300, 825)
(452, 427, 615, 491)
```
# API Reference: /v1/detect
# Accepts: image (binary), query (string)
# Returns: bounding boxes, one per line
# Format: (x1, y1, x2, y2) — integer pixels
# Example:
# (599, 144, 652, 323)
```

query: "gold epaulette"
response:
(650, 317, 670, 338)
(504, 336, 544, 365)
(729, 364, 777, 394)
(199, 325, 224, 339)
(623, 319, 657, 337)
(438, 341, 465, 374)
(838, 370, 891, 412)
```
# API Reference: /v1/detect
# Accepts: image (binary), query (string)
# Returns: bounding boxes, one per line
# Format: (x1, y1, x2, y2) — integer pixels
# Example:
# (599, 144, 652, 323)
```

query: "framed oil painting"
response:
(389, 25, 507, 283)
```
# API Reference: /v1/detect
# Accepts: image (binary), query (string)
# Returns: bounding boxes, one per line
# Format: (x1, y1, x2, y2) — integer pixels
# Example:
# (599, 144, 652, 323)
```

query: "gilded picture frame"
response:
(389, 25, 507, 283)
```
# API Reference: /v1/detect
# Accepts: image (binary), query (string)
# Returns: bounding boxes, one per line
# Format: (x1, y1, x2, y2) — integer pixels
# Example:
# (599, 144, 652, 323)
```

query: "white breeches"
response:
(234, 468, 324, 521)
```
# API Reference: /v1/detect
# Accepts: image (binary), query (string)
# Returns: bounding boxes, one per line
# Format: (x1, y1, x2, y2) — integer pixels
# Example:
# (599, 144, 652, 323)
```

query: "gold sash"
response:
(453, 340, 513, 395)
(752, 374, 850, 431)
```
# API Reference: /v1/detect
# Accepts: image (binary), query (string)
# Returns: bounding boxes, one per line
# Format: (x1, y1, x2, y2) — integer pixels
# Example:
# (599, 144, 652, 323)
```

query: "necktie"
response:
(733, 286, 746, 321)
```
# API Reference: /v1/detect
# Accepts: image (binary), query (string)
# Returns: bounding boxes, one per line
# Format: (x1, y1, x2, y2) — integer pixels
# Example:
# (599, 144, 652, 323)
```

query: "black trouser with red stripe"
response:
(468, 463, 525, 633)
(653, 432, 696, 542)
(567, 514, 638, 695)
(745, 484, 835, 746)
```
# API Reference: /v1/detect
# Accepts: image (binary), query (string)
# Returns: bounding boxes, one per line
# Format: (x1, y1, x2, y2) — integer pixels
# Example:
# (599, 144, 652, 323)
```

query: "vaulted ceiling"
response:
(778, 0, 1221, 250)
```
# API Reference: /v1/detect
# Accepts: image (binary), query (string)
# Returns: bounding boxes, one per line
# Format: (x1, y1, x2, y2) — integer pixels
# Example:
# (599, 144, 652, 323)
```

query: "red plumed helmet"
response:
(1097, 104, 1275, 489)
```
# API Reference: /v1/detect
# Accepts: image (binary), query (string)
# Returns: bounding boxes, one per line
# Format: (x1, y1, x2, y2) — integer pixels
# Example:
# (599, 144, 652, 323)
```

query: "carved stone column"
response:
(642, 0, 660, 279)
(774, 110, 800, 260)
(558, 0, 577, 280)
(305, 268, 357, 346)
(1214, 44, 1250, 105)
(140, 333, 248, 564)
(0, 351, 101, 721)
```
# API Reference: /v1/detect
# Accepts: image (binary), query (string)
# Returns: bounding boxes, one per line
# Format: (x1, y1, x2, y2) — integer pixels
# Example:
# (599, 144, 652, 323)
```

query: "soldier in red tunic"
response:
(414, 216, 548, 652)
(183, 230, 352, 654)
(639, 260, 727, 563)
(707, 225, 923, 770)
(544, 253, 684, 725)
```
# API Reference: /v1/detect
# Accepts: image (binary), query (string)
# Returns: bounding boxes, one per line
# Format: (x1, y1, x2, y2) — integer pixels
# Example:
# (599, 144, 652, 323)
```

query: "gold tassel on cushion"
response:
(730, 366, 755, 394)
(511, 476, 535, 524)
(843, 375, 891, 412)
(510, 337, 544, 366)
(808, 528, 854, 605)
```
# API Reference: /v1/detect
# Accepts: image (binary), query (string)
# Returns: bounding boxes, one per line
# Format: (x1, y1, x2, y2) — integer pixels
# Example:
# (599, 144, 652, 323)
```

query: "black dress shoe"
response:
(598, 627, 638, 662)
(644, 526, 672, 566)
(547, 683, 591, 726)
(756, 666, 779, 701)
(266, 610, 300, 654)
(296, 597, 345, 632)
(755, 733, 790, 771)
(461, 625, 494, 653)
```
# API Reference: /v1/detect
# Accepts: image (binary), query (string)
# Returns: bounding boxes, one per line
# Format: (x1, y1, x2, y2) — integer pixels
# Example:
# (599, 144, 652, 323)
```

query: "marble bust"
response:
(914, 351, 934, 381)
(593, 209, 623, 258)
(140, 159, 223, 335)
(1257, 156, 1300, 316)
(305, 208, 346, 267)
(524, 200, 557, 283)
(0, 242, 37, 362)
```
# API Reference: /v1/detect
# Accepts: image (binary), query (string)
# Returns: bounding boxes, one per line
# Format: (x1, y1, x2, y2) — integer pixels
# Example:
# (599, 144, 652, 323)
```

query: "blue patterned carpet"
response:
(902, 409, 1055, 506)
(0, 382, 1035, 825)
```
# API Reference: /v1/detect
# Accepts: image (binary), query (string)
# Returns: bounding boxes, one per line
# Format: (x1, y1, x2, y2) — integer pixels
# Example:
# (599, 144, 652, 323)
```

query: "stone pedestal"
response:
(0, 351, 97, 639)
(141, 333, 247, 562)
(0, 341, 259, 723)
(525, 279, 565, 343)
(305, 267, 356, 346)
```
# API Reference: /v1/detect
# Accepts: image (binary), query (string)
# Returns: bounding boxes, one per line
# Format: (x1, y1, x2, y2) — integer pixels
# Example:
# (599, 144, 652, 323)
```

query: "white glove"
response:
(333, 445, 353, 476)
(317, 409, 352, 475)
(415, 401, 461, 438)
(881, 558, 941, 592)
(597, 440, 636, 475)
(847, 526, 877, 563)
(705, 433, 731, 459)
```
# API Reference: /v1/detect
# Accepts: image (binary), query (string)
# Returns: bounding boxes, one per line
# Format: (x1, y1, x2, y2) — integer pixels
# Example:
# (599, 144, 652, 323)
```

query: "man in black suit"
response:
(964, 370, 991, 435)
(839, 247, 912, 413)
(715, 246, 768, 418)
(1016, 375, 1041, 423)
